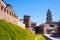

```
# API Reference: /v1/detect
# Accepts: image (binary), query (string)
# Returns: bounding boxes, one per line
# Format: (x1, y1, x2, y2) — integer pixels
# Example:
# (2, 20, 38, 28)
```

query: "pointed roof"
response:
(47, 9, 51, 13)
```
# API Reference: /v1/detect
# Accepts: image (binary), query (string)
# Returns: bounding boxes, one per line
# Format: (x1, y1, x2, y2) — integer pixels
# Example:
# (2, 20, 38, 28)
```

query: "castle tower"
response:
(24, 15, 31, 28)
(46, 9, 52, 24)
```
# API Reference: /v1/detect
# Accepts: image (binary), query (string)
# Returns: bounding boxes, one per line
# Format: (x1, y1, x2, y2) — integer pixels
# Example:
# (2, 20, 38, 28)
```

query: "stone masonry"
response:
(0, 0, 25, 29)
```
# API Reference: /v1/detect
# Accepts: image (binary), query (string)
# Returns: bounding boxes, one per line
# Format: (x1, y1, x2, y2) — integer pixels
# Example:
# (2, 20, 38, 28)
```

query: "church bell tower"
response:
(46, 9, 52, 24)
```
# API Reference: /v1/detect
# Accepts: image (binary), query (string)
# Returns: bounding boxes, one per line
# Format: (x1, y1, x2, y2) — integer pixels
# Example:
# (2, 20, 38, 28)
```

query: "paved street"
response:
(44, 34, 60, 40)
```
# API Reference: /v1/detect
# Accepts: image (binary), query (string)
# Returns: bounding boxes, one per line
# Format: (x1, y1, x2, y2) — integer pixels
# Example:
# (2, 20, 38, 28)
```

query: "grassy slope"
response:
(0, 20, 35, 40)
(35, 34, 46, 40)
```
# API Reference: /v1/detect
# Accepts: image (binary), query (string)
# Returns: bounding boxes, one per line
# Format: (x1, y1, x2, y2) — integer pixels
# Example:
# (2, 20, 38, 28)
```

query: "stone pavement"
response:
(44, 34, 60, 40)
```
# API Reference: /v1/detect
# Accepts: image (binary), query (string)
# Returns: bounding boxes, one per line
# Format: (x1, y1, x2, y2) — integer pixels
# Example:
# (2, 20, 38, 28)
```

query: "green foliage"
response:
(0, 20, 35, 40)
(35, 34, 46, 40)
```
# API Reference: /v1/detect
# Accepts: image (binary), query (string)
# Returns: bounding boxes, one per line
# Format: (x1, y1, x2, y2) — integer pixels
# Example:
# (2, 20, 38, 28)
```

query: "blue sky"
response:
(4, 0, 60, 23)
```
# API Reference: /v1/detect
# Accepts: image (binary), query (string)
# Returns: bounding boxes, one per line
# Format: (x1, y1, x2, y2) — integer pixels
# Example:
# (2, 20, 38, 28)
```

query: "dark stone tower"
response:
(46, 9, 52, 24)
(24, 15, 31, 28)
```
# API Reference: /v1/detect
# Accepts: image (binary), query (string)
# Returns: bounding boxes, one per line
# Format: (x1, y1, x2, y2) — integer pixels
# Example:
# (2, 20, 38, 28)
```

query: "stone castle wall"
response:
(0, 0, 25, 29)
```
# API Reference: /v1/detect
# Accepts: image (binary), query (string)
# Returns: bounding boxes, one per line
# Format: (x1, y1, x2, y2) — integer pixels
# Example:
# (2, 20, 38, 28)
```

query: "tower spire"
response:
(46, 9, 52, 23)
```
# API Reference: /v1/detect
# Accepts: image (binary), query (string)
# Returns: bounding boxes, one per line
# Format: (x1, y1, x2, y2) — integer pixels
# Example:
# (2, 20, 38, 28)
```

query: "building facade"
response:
(0, 0, 25, 28)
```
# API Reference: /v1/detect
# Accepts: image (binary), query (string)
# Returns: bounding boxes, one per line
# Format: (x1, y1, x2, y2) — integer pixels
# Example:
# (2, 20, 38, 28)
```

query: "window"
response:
(50, 25, 54, 27)
(10, 12, 11, 15)
(1, 6, 3, 10)
(4, 8, 6, 12)
(7, 10, 8, 13)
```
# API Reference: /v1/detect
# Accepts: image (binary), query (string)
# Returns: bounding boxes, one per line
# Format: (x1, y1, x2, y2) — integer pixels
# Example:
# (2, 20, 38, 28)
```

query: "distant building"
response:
(43, 9, 60, 34)
(31, 22, 40, 27)
(31, 22, 42, 34)
(46, 9, 52, 24)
